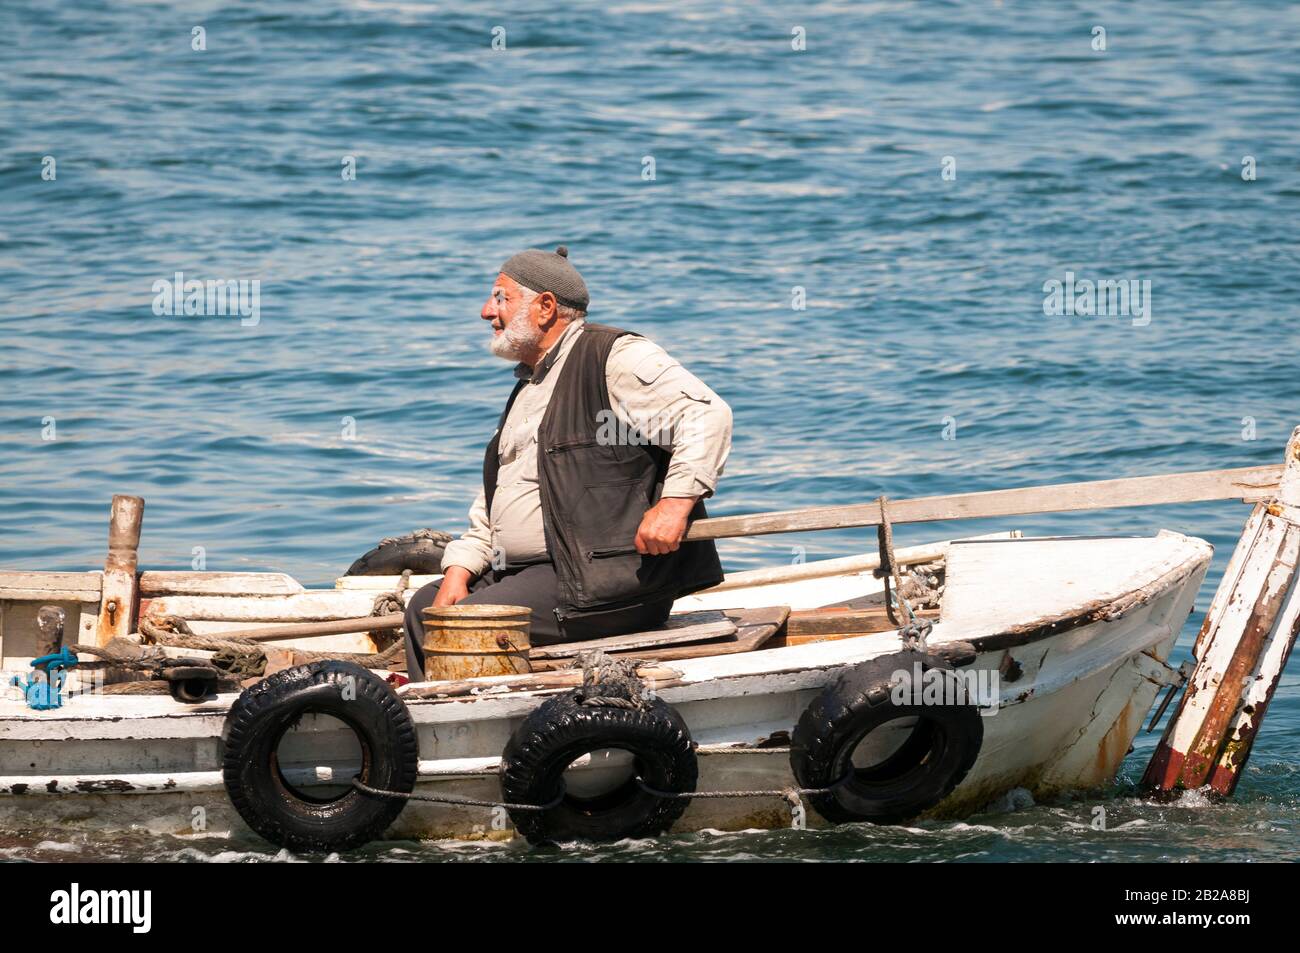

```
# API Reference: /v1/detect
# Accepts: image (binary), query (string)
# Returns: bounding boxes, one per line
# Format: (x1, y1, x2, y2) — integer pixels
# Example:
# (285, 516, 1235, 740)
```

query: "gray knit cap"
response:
(500, 245, 589, 311)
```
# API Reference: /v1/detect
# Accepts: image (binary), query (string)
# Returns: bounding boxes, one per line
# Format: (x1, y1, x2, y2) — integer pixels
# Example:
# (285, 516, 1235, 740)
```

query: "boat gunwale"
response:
(0, 532, 1212, 730)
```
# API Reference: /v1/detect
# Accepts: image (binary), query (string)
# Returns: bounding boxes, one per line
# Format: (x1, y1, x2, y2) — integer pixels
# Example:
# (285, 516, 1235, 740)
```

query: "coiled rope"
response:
(367, 569, 412, 649)
(69, 642, 166, 669)
(875, 495, 933, 652)
(573, 650, 648, 709)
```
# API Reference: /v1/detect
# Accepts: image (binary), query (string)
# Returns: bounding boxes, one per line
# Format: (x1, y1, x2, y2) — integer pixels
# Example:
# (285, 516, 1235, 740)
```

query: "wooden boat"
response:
(0, 527, 1208, 841)
(2, 428, 1297, 847)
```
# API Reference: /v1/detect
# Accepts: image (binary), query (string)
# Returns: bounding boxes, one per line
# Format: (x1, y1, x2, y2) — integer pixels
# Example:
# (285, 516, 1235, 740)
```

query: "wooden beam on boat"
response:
(335, 574, 440, 591)
(528, 613, 737, 660)
(684, 464, 1283, 541)
(698, 532, 1016, 594)
(524, 607, 788, 670)
(96, 495, 144, 647)
(220, 612, 405, 643)
(143, 590, 394, 623)
(778, 605, 941, 644)
(619, 615, 785, 662)
(1141, 428, 1300, 798)
(532, 606, 791, 668)
(139, 571, 305, 597)
(0, 571, 102, 602)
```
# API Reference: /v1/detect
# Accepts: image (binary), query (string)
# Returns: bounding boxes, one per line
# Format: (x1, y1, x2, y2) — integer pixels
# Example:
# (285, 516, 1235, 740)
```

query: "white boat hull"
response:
(0, 532, 1210, 843)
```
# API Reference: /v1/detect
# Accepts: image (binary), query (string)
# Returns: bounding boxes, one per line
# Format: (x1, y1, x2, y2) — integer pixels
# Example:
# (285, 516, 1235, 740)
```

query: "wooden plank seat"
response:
(772, 605, 942, 647)
(528, 606, 790, 669)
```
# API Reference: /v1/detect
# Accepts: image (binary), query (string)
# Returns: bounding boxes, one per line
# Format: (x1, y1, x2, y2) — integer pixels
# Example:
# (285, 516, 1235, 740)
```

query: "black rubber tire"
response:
(500, 691, 697, 845)
(222, 661, 418, 852)
(791, 650, 983, 825)
(345, 529, 452, 576)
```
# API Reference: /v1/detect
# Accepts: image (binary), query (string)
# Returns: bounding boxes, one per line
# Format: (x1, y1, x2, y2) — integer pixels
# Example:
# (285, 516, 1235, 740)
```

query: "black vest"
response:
(484, 324, 724, 636)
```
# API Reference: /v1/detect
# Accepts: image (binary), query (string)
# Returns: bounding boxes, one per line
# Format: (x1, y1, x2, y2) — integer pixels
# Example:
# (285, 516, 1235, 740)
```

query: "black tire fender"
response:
(790, 649, 984, 825)
(500, 690, 698, 845)
(345, 529, 452, 576)
(222, 661, 418, 852)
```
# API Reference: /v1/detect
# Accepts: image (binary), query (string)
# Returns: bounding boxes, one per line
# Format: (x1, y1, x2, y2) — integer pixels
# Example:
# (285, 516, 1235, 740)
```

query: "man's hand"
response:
(433, 565, 473, 607)
(635, 496, 698, 556)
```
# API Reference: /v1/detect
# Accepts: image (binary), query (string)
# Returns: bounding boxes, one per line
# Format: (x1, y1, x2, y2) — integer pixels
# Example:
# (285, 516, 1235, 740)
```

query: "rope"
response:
(573, 651, 648, 709)
(155, 633, 262, 654)
(352, 770, 854, 814)
(92, 681, 172, 696)
(70, 643, 231, 680)
(137, 615, 266, 679)
(140, 615, 256, 654)
(579, 696, 638, 709)
(875, 496, 932, 652)
(351, 778, 565, 812)
(378, 529, 452, 549)
(212, 646, 266, 679)
(140, 613, 404, 669)
(367, 569, 412, 649)
(68, 642, 166, 669)
(635, 771, 853, 803)
(370, 569, 412, 617)
(291, 642, 405, 669)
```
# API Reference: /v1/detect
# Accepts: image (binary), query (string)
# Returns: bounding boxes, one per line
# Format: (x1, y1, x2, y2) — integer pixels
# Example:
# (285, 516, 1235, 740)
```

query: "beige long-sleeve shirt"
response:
(440, 321, 732, 578)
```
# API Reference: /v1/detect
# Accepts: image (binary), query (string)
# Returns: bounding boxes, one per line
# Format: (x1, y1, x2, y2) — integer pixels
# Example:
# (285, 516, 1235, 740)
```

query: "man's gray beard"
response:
(489, 308, 543, 362)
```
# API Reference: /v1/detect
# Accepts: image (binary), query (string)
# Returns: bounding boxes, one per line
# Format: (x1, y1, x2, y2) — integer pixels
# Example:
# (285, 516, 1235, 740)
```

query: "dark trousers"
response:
(402, 562, 672, 680)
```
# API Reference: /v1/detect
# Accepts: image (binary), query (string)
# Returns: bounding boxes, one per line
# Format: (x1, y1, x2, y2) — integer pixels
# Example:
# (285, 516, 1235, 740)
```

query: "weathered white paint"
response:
(335, 575, 441, 591)
(1193, 505, 1264, 660)
(144, 591, 392, 622)
(140, 572, 305, 597)
(0, 531, 1211, 841)
(0, 571, 103, 602)
(96, 495, 143, 647)
(1144, 426, 1300, 795)
(942, 532, 1202, 630)
(1162, 516, 1288, 764)
(1144, 426, 1300, 790)
(1218, 556, 1300, 774)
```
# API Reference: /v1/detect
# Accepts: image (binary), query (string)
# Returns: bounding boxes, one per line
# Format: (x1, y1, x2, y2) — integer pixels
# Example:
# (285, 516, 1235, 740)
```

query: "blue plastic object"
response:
(10, 646, 79, 711)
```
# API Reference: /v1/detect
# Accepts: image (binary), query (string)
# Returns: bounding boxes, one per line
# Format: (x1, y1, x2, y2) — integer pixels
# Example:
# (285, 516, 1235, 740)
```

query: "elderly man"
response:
(403, 246, 732, 677)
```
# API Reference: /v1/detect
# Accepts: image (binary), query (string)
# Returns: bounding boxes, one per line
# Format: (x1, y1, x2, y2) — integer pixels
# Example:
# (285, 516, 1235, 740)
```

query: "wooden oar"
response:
(684, 463, 1282, 541)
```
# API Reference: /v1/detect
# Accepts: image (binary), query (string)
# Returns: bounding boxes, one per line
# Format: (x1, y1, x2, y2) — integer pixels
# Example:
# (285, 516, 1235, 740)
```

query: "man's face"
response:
(482, 273, 541, 362)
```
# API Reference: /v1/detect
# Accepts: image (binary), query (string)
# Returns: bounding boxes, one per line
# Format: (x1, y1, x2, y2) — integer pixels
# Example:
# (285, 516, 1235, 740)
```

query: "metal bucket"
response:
(421, 603, 532, 682)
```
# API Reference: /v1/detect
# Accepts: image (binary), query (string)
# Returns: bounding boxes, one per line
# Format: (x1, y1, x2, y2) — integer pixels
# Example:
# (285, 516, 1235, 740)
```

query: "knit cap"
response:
(500, 245, 589, 311)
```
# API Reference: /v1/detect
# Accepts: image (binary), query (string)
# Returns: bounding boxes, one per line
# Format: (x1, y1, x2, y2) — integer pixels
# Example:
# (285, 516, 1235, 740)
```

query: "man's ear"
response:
(537, 291, 559, 327)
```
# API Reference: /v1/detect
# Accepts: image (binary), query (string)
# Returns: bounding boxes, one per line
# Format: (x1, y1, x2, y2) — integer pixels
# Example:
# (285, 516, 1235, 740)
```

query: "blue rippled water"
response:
(2, 1, 1299, 861)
